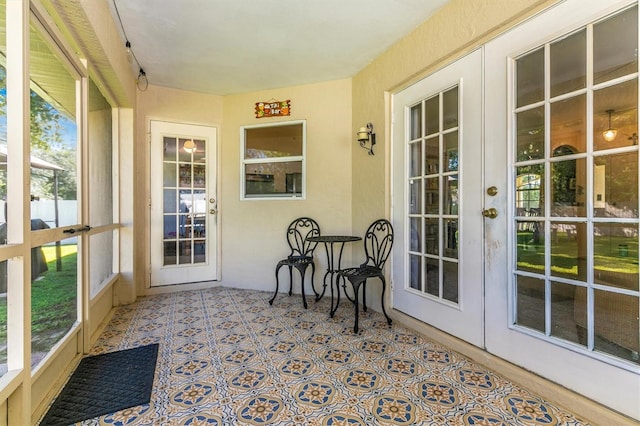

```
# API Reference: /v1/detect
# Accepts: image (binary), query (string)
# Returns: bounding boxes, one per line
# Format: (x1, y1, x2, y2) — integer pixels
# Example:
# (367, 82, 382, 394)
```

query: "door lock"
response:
(209, 209, 217, 215)
(482, 208, 498, 219)
(486, 186, 498, 196)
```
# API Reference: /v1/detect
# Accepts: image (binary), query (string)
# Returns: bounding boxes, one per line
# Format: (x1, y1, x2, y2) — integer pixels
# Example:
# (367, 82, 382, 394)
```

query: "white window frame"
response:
(240, 120, 306, 200)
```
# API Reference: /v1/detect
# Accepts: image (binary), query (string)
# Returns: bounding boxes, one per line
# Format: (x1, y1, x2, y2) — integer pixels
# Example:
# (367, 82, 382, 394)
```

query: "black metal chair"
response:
(269, 217, 320, 309)
(337, 219, 394, 333)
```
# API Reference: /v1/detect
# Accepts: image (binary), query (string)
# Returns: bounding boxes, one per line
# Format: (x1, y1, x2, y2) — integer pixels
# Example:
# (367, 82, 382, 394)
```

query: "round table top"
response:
(308, 235, 361, 243)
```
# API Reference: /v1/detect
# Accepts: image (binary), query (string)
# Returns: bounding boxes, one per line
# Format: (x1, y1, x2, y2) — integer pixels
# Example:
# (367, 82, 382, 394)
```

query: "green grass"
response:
(0, 244, 77, 362)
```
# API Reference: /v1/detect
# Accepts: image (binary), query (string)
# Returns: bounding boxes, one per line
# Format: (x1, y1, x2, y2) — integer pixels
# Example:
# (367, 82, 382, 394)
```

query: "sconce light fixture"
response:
(183, 139, 196, 154)
(602, 109, 618, 142)
(357, 123, 376, 155)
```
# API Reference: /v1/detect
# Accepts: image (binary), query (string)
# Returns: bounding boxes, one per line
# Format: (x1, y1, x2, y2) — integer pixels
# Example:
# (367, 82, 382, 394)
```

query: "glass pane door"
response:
(163, 137, 207, 266)
(513, 5, 639, 364)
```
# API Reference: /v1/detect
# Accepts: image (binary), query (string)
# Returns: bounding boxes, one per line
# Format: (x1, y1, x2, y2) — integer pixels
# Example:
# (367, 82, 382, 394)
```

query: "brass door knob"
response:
(487, 186, 498, 196)
(482, 208, 498, 219)
(209, 209, 217, 215)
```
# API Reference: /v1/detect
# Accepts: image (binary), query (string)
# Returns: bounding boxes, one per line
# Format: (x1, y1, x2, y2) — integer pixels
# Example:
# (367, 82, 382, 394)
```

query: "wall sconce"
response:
(357, 123, 376, 155)
(183, 139, 196, 154)
(602, 109, 618, 142)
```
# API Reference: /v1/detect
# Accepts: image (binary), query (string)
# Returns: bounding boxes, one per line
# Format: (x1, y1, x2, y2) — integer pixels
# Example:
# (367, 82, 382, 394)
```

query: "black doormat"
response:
(40, 344, 159, 426)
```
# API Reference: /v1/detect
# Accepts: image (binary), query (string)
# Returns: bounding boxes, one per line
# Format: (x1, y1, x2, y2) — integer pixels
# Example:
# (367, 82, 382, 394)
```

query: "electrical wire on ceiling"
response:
(112, 0, 148, 91)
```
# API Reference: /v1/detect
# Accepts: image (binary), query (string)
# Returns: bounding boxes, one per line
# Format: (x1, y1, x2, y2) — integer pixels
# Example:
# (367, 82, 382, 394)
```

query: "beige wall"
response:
(134, 79, 352, 294)
(220, 79, 352, 292)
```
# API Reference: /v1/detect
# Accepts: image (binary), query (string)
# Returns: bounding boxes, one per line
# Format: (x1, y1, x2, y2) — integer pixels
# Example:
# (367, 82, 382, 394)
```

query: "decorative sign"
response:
(255, 99, 291, 118)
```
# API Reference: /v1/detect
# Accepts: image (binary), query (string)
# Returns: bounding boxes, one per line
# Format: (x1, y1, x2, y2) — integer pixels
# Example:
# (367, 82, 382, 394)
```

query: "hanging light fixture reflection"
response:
(602, 109, 618, 142)
(183, 139, 196, 154)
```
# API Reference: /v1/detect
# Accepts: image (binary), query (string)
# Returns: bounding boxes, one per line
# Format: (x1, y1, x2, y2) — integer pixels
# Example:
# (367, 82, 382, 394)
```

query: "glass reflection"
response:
(245, 161, 303, 196)
(593, 80, 638, 151)
(444, 176, 458, 215)
(425, 96, 439, 136)
(550, 222, 587, 281)
(516, 275, 545, 332)
(442, 87, 458, 130)
(444, 132, 458, 172)
(409, 180, 422, 215)
(425, 137, 439, 174)
(593, 223, 638, 291)
(425, 258, 439, 297)
(516, 48, 544, 107)
(410, 217, 421, 252)
(593, 153, 638, 218)
(551, 95, 586, 154)
(410, 104, 422, 140)
(551, 158, 586, 217)
(424, 178, 439, 214)
(550, 282, 581, 345)
(442, 261, 458, 303)
(516, 107, 544, 161)
(516, 221, 544, 274)
(594, 289, 639, 364)
(515, 164, 544, 215)
(409, 142, 422, 177)
(443, 219, 458, 259)
(409, 254, 421, 290)
(425, 218, 438, 256)
(594, 5, 638, 84)
(163, 137, 177, 161)
(550, 29, 586, 97)
(245, 123, 303, 158)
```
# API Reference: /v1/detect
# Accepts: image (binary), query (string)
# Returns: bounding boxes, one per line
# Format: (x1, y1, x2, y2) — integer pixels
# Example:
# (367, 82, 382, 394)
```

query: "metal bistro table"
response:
(307, 235, 361, 317)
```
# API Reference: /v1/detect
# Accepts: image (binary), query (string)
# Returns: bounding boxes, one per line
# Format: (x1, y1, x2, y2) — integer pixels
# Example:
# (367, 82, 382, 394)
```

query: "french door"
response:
(392, 49, 485, 347)
(150, 121, 218, 286)
(484, 0, 639, 419)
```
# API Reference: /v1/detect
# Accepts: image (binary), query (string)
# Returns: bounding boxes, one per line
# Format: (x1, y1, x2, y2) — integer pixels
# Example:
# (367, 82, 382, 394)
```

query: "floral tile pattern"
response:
(70, 287, 589, 425)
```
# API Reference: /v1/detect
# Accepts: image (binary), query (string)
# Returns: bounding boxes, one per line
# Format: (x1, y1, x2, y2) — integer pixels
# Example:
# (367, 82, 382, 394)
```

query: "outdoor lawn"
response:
(0, 244, 77, 366)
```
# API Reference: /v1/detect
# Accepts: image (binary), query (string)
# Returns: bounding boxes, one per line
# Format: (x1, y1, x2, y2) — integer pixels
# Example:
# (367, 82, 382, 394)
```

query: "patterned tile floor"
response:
(71, 287, 589, 425)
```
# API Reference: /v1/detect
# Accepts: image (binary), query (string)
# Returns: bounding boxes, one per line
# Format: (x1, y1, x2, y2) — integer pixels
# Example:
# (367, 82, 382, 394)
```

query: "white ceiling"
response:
(108, 0, 450, 96)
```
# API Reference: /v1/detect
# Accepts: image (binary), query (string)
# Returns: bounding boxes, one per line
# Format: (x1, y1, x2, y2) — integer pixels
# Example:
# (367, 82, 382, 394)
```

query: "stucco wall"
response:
(221, 79, 353, 293)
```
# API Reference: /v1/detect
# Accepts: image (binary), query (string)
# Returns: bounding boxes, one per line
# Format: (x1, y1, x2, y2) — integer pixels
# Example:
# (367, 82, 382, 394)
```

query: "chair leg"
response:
(296, 265, 308, 310)
(380, 277, 392, 326)
(310, 263, 320, 300)
(288, 266, 293, 296)
(362, 281, 367, 312)
(352, 280, 361, 333)
(270, 265, 283, 305)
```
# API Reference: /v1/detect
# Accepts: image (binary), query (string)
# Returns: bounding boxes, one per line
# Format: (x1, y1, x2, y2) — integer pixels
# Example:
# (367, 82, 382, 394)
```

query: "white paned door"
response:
(150, 121, 218, 286)
(392, 49, 485, 347)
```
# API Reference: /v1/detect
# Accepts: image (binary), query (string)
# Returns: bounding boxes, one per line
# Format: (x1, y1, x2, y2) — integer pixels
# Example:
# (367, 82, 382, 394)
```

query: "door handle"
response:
(482, 208, 498, 219)
(63, 225, 92, 234)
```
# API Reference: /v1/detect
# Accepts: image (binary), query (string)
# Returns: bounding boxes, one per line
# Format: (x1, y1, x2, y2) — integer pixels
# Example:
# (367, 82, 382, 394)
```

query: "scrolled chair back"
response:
(362, 219, 394, 269)
(287, 217, 320, 257)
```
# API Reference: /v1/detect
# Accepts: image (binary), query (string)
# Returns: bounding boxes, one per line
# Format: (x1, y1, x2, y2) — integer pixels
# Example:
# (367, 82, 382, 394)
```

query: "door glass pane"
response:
(443, 176, 458, 215)
(409, 142, 421, 177)
(516, 220, 544, 273)
(443, 219, 458, 259)
(425, 96, 439, 136)
(516, 48, 544, 107)
(442, 87, 458, 130)
(593, 80, 638, 151)
(550, 158, 586, 217)
(409, 180, 421, 214)
(29, 23, 78, 229)
(594, 6, 638, 84)
(593, 223, 638, 291)
(164, 136, 207, 266)
(410, 104, 422, 140)
(442, 261, 458, 303)
(425, 218, 438, 256)
(31, 237, 77, 369)
(515, 164, 544, 215)
(594, 290, 639, 364)
(425, 258, 439, 297)
(409, 217, 421, 252)
(550, 222, 587, 281)
(409, 254, 421, 290)
(443, 132, 458, 172)
(551, 95, 586, 154)
(550, 29, 586, 97)
(516, 107, 545, 161)
(424, 178, 439, 214)
(593, 153, 638, 218)
(425, 137, 439, 174)
(550, 282, 581, 345)
(516, 276, 545, 332)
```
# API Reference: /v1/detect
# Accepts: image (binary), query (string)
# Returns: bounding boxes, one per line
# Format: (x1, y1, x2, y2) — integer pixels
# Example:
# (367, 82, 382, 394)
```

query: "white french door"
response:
(392, 49, 485, 347)
(150, 121, 218, 286)
(485, 0, 639, 419)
